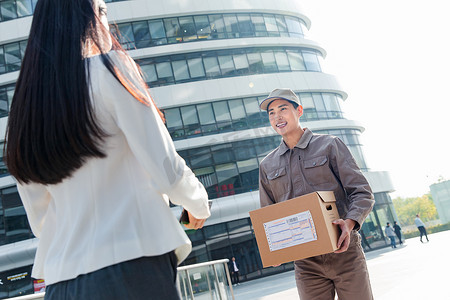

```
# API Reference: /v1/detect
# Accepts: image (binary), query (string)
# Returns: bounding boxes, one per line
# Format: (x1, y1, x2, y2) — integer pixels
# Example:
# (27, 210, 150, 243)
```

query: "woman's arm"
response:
(17, 183, 51, 238)
(98, 53, 210, 219)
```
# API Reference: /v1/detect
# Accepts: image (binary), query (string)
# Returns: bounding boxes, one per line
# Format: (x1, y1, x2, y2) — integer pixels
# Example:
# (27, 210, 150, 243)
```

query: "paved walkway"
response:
(233, 230, 449, 300)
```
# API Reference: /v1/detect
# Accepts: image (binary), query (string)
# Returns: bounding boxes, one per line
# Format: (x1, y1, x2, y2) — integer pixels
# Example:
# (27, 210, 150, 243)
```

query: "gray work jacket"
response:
(258, 128, 374, 229)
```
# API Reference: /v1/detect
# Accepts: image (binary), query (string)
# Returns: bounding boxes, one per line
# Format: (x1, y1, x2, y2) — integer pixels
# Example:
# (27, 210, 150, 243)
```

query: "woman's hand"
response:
(184, 211, 207, 230)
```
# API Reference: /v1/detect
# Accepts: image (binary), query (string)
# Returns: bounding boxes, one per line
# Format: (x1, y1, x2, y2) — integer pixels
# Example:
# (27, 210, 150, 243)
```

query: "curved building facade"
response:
(0, 0, 397, 297)
(430, 180, 450, 224)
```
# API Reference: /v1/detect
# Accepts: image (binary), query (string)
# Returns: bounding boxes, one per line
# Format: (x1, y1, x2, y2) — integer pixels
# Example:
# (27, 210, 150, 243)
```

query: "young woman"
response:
(5, 0, 210, 299)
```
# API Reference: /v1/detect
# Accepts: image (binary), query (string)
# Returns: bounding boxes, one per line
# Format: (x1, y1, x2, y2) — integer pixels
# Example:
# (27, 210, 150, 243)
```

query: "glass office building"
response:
(430, 180, 450, 224)
(0, 0, 397, 297)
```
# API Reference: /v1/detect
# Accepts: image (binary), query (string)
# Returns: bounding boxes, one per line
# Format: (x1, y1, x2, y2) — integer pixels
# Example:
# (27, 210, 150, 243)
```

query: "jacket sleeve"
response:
(329, 137, 374, 229)
(99, 52, 210, 219)
(16, 182, 51, 238)
(259, 164, 275, 207)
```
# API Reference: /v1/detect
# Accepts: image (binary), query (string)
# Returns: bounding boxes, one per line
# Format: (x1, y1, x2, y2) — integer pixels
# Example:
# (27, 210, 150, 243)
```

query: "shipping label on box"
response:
(264, 210, 317, 251)
(250, 191, 340, 267)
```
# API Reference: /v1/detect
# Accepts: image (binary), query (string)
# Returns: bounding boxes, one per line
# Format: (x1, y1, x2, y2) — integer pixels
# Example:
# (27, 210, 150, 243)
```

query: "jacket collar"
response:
(277, 128, 313, 156)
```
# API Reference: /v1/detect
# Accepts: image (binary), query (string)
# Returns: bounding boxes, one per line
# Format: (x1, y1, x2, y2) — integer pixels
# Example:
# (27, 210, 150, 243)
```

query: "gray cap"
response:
(259, 88, 300, 111)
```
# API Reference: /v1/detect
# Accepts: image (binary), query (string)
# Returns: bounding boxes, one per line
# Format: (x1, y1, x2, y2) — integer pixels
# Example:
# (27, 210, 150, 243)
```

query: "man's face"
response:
(268, 99, 303, 137)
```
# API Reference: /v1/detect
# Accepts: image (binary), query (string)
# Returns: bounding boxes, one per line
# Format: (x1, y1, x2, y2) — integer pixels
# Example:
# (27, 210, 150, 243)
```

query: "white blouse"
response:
(17, 51, 211, 285)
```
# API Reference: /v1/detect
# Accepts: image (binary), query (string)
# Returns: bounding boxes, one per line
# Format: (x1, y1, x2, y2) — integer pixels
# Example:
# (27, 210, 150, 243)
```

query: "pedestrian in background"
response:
(230, 257, 241, 286)
(360, 229, 372, 250)
(5, 0, 210, 299)
(385, 223, 397, 248)
(415, 214, 429, 243)
(393, 221, 403, 245)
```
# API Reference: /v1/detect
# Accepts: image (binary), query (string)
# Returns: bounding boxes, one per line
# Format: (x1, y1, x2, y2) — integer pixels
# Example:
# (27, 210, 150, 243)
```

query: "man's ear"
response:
(297, 105, 303, 118)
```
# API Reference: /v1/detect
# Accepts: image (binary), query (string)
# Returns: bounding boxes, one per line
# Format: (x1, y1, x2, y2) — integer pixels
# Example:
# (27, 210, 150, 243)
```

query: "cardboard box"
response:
(249, 191, 340, 267)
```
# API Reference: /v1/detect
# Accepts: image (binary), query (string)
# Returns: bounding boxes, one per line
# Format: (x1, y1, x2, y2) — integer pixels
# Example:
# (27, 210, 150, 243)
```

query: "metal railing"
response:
(4, 259, 235, 300)
(2, 294, 43, 300)
(177, 259, 235, 300)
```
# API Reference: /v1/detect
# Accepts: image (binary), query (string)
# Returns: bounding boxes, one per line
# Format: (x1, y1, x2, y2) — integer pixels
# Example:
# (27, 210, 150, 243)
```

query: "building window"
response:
(303, 51, 321, 72)
(178, 128, 367, 200)
(197, 103, 217, 134)
(181, 136, 281, 199)
(0, 40, 27, 75)
(154, 58, 173, 85)
(212, 101, 232, 132)
(116, 23, 135, 50)
(164, 92, 344, 141)
(109, 13, 306, 50)
(132, 21, 151, 49)
(0, 47, 4, 73)
(1, 86, 344, 140)
(137, 47, 322, 87)
(0, 142, 9, 178)
(172, 59, 190, 82)
(229, 99, 247, 129)
(263, 14, 278, 35)
(194, 15, 211, 39)
(0, 84, 15, 117)
(0, 0, 18, 21)
(217, 54, 236, 77)
(180, 105, 200, 136)
(0, 15, 308, 77)
(8, 1, 136, 35)
(261, 51, 277, 72)
(209, 15, 226, 39)
(148, 19, 167, 45)
(187, 56, 205, 79)
(274, 51, 290, 71)
(0, 0, 127, 23)
(179, 16, 197, 42)
(251, 14, 267, 37)
(17, 0, 33, 17)
(287, 50, 306, 71)
(285, 16, 303, 38)
(164, 18, 182, 44)
(201, 56, 218, 78)
(0, 186, 34, 246)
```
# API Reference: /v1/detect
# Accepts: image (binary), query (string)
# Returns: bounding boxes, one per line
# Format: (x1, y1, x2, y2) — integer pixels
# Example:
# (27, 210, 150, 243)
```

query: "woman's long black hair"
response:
(5, 0, 162, 185)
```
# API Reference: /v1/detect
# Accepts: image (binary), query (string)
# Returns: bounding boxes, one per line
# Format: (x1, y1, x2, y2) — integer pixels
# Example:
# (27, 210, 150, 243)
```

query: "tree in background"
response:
(393, 193, 439, 226)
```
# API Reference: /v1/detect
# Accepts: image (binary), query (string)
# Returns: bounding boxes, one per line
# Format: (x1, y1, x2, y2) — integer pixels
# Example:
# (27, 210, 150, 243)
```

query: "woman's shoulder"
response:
(87, 50, 130, 66)
(87, 51, 132, 82)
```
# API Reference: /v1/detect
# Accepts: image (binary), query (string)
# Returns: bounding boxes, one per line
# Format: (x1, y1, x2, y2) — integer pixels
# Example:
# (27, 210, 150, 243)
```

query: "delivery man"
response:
(258, 88, 375, 299)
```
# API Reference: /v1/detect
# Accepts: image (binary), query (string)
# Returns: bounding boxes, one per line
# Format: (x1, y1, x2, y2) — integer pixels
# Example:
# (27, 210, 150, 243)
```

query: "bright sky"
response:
(300, 0, 450, 198)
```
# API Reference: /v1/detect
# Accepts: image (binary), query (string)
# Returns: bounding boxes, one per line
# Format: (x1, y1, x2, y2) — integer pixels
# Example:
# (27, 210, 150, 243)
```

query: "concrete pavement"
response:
(233, 230, 450, 300)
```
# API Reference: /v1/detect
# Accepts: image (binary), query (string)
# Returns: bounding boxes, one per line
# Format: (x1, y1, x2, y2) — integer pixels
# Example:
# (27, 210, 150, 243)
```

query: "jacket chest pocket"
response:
(303, 155, 333, 186)
(267, 166, 289, 198)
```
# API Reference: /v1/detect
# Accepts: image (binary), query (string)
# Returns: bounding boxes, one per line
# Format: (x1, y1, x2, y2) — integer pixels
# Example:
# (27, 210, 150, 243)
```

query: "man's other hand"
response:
(332, 219, 356, 253)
